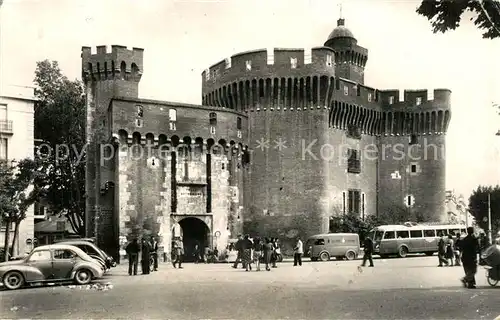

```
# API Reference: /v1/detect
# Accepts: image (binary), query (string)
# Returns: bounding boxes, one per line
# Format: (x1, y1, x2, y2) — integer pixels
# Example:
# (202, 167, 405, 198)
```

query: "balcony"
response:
(0, 120, 13, 134)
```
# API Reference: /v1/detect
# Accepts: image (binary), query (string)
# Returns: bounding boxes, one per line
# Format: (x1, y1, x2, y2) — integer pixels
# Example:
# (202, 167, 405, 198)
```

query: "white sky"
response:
(1, 0, 499, 199)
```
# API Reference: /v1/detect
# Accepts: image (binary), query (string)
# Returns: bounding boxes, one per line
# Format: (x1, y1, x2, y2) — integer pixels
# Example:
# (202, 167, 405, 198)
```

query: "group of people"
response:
(437, 232, 463, 267)
(435, 227, 481, 289)
(231, 234, 304, 271)
(125, 237, 159, 276)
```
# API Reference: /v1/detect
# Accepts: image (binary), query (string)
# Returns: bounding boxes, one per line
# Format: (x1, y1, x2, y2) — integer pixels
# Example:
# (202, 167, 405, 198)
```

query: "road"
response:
(1, 256, 500, 319)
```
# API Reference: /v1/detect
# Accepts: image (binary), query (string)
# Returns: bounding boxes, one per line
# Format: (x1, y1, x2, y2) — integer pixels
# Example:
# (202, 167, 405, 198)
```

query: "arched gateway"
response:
(173, 216, 211, 262)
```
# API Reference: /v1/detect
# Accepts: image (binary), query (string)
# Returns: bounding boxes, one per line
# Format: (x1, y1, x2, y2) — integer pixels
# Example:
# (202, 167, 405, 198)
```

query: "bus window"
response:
(449, 229, 460, 236)
(314, 239, 325, 245)
(396, 230, 410, 239)
(424, 230, 436, 237)
(436, 229, 447, 237)
(410, 230, 423, 238)
(373, 231, 384, 241)
(461, 229, 466, 234)
(383, 231, 395, 239)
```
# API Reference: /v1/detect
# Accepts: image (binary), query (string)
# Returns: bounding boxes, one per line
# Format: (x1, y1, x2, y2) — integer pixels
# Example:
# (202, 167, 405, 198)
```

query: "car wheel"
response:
(74, 269, 92, 285)
(345, 251, 356, 261)
(398, 246, 409, 258)
(3, 271, 25, 290)
(319, 252, 330, 262)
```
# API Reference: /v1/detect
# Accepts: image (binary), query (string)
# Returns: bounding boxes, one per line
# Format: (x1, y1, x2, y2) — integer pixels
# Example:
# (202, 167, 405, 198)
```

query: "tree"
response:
(468, 185, 500, 234)
(416, 0, 500, 39)
(1, 159, 45, 261)
(34, 60, 86, 236)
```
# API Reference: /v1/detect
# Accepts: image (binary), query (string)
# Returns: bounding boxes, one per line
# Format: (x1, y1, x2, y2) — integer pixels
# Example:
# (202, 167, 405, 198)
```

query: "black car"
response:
(56, 240, 116, 269)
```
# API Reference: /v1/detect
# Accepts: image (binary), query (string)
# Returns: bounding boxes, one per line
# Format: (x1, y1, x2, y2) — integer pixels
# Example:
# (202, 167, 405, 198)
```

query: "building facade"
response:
(83, 18, 451, 259)
(0, 85, 36, 256)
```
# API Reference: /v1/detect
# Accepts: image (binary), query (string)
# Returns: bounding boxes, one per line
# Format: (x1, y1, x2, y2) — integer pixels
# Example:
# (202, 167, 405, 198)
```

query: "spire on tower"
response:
(337, 2, 345, 26)
(338, 2, 343, 19)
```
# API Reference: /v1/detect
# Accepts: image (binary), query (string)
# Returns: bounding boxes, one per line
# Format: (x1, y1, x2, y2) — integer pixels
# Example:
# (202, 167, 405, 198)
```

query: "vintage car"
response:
(0, 244, 104, 290)
(56, 240, 116, 270)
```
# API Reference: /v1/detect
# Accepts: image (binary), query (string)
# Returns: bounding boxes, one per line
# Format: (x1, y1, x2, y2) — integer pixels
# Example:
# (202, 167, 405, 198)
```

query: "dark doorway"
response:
(179, 217, 210, 262)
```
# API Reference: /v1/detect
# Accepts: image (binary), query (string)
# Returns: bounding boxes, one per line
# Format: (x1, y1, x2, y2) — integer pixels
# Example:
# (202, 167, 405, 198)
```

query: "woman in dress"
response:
(242, 234, 253, 271)
(253, 237, 263, 271)
(263, 237, 273, 271)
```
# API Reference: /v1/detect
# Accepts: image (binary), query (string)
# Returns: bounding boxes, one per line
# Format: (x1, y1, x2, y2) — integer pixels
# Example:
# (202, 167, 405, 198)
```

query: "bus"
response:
(367, 223, 467, 258)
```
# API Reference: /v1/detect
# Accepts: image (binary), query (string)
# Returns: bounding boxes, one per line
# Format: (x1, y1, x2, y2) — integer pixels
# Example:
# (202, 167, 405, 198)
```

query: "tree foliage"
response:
(416, 0, 500, 39)
(34, 60, 86, 236)
(468, 185, 500, 234)
(1, 159, 45, 261)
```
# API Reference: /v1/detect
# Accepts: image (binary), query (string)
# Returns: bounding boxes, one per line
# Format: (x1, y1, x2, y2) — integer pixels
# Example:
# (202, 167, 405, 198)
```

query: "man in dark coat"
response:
(361, 236, 374, 267)
(232, 234, 244, 269)
(125, 239, 140, 276)
(459, 227, 480, 288)
(437, 232, 449, 267)
(150, 236, 159, 271)
(141, 238, 151, 274)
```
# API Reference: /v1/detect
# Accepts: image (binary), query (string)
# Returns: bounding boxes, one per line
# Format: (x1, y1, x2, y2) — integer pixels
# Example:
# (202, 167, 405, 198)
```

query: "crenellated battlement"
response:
(378, 88, 451, 110)
(81, 45, 144, 83)
(202, 47, 337, 93)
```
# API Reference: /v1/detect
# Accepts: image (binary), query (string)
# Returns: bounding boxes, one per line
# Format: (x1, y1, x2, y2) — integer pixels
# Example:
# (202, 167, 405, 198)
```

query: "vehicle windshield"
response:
(368, 230, 384, 241)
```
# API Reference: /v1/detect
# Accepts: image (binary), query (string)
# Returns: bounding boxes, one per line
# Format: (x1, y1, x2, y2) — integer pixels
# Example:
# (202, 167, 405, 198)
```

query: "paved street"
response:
(2, 256, 500, 319)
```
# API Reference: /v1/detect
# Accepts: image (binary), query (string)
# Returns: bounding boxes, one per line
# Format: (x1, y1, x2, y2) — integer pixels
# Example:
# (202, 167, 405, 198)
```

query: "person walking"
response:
(293, 237, 303, 266)
(446, 234, 455, 266)
(172, 237, 184, 269)
(253, 237, 263, 271)
(242, 234, 253, 271)
(271, 238, 279, 268)
(232, 235, 244, 269)
(141, 238, 151, 274)
(454, 232, 462, 266)
(150, 236, 159, 271)
(125, 239, 140, 276)
(360, 236, 374, 267)
(437, 232, 449, 267)
(460, 227, 480, 288)
(263, 237, 273, 271)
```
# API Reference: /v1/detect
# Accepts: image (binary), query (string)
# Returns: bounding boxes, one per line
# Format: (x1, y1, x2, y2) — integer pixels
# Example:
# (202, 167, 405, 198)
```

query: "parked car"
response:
(305, 233, 360, 261)
(57, 240, 116, 270)
(0, 244, 104, 290)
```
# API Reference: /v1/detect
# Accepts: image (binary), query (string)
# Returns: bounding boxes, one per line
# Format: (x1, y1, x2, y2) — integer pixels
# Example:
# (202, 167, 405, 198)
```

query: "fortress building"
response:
(83, 18, 451, 260)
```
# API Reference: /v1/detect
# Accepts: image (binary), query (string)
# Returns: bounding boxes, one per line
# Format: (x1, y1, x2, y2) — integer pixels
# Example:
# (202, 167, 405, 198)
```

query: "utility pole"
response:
(488, 192, 492, 244)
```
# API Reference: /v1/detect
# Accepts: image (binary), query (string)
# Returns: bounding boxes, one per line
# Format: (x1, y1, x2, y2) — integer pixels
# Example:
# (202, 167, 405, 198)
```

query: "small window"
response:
(410, 230, 423, 238)
(205, 69, 210, 81)
(367, 93, 372, 102)
(409, 134, 418, 145)
(388, 96, 395, 105)
(314, 239, 325, 245)
(449, 229, 460, 236)
(424, 230, 436, 237)
(396, 230, 410, 239)
(343, 86, 349, 96)
(209, 112, 217, 126)
(210, 126, 216, 134)
(169, 109, 177, 122)
(416, 97, 422, 106)
(245, 60, 252, 71)
(436, 229, 448, 237)
(326, 54, 333, 67)
(225, 58, 231, 69)
(169, 122, 176, 131)
(135, 119, 143, 128)
(411, 164, 417, 173)
(29, 250, 51, 261)
(236, 117, 242, 130)
(53, 249, 76, 259)
(237, 130, 242, 138)
(406, 195, 414, 206)
(136, 105, 143, 117)
(383, 231, 395, 239)
(290, 58, 297, 69)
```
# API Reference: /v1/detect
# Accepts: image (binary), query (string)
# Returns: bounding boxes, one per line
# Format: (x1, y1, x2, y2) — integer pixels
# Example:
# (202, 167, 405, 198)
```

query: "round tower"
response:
(324, 18, 368, 85)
